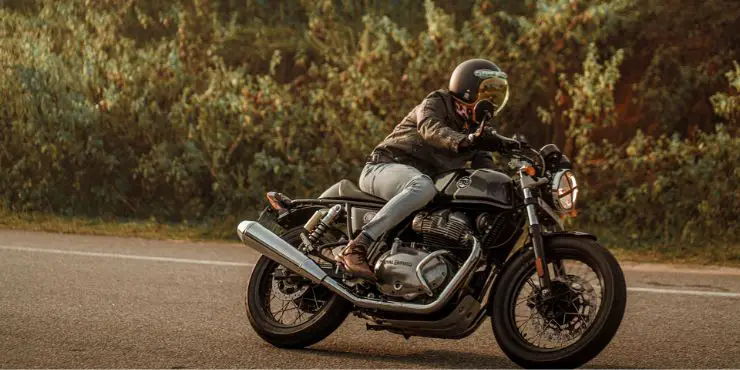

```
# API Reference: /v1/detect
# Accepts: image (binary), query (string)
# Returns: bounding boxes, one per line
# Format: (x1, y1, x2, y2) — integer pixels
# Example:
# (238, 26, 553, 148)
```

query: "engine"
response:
(372, 210, 475, 301)
(412, 210, 475, 250)
(373, 244, 452, 301)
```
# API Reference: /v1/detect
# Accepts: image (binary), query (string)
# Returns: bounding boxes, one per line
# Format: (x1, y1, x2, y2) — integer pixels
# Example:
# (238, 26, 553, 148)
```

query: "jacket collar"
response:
(429, 89, 474, 133)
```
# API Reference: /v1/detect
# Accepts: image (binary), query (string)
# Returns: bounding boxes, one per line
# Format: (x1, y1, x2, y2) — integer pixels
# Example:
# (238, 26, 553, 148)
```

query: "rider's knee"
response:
(407, 174, 436, 203)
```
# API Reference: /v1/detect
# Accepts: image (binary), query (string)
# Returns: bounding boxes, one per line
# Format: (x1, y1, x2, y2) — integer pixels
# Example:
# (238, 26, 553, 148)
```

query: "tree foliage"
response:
(1, 0, 738, 247)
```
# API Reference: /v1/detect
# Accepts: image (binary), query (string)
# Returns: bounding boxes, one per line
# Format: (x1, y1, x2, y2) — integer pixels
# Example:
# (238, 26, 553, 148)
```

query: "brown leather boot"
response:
(336, 232, 377, 282)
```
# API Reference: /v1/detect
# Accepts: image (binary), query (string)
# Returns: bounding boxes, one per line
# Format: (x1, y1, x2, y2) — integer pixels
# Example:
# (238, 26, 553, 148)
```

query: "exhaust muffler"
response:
(238, 221, 328, 284)
(237, 220, 481, 314)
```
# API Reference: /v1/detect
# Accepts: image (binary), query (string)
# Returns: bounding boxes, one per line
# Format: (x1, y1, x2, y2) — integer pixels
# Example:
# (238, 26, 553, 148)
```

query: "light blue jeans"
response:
(358, 163, 437, 240)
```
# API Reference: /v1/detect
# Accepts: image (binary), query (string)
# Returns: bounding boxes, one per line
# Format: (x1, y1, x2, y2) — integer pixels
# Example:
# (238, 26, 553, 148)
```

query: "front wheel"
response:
(491, 236, 626, 369)
(246, 227, 351, 348)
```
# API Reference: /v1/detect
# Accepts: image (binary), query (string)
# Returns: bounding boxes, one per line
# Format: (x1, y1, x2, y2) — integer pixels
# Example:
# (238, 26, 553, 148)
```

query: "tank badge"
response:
(456, 176, 472, 189)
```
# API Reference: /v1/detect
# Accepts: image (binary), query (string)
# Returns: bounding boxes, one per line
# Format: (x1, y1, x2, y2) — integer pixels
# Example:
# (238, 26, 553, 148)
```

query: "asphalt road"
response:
(1, 229, 739, 369)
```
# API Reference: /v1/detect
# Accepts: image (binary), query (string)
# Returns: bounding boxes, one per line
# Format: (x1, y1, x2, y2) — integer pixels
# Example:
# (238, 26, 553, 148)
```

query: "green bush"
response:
(576, 126, 739, 247)
(0, 0, 738, 251)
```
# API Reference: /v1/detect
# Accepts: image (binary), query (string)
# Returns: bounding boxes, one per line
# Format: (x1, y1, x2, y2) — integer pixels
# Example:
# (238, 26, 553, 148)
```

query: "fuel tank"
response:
(433, 169, 514, 209)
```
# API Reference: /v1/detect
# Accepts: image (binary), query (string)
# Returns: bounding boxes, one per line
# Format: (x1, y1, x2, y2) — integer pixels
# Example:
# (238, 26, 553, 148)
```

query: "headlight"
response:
(551, 170, 578, 212)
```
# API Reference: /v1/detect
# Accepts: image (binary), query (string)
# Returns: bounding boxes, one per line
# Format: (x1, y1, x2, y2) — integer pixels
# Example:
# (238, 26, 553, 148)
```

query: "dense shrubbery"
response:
(0, 0, 738, 249)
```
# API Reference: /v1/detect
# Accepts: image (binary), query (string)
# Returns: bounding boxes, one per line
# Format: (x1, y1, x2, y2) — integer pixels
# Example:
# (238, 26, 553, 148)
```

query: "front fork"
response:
(523, 187, 552, 293)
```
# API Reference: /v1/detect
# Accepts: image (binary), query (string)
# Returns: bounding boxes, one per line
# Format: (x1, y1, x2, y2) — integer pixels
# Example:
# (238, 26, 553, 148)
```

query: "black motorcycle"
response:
(237, 102, 626, 369)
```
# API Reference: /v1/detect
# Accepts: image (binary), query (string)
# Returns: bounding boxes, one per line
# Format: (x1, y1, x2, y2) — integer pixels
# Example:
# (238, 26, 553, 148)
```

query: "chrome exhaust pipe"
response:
(238, 221, 327, 284)
(238, 220, 482, 314)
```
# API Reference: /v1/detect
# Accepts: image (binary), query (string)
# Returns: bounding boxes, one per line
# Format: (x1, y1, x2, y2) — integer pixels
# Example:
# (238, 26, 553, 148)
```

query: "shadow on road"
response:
(302, 347, 514, 368)
(298, 347, 630, 369)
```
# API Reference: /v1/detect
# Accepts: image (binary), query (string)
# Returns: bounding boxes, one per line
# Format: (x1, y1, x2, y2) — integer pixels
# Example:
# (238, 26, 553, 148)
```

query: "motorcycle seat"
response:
(319, 179, 385, 203)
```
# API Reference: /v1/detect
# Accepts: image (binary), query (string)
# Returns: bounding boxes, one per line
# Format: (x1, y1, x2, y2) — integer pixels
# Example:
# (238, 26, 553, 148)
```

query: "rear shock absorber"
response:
(301, 204, 343, 251)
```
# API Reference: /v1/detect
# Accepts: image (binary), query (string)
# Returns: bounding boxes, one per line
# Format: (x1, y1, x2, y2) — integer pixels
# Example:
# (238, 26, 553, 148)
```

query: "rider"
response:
(335, 58, 522, 281)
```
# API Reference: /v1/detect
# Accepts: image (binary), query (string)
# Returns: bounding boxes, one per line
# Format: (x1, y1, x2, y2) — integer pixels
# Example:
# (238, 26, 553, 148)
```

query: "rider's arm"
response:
(415, 95, 469, 153)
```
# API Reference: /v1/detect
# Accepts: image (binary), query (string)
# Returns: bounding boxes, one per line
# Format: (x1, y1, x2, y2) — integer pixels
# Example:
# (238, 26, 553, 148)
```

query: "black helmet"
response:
(448, 59, 509, 118)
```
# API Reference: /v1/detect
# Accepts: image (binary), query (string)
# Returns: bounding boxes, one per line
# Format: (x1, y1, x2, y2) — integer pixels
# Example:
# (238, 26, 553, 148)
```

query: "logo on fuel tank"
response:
(456, 176, 472, 189)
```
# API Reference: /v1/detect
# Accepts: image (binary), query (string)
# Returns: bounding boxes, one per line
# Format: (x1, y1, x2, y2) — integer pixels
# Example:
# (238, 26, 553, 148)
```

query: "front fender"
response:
(489, 229, 598, 308)
(503, 230, 598, 264)
(542, 230, 597, 241)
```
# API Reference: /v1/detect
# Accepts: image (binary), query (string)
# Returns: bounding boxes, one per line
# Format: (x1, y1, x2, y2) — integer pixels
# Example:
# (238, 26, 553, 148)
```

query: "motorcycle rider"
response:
(335, 58, 522, 281)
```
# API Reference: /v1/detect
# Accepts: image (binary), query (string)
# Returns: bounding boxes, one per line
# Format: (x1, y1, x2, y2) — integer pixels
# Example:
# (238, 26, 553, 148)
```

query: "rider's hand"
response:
(477, 127, 521, 152)
(458, 133, 478, 151)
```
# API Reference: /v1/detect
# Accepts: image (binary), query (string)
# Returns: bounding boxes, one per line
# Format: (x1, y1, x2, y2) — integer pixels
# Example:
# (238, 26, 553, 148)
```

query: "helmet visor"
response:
(476, 70, 509, 115)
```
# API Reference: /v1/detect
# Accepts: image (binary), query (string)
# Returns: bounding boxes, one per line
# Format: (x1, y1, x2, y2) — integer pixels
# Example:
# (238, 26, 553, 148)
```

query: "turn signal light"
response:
(560, 209, 578, 219)
(523, 165, 536, 176)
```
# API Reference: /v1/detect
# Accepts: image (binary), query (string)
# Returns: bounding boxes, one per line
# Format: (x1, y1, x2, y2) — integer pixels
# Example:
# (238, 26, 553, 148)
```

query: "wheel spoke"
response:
(571, 302, 590, 328)
(515, 294, 534, 306)
(516, 310, 539, 331)
(533, 320, 552, 348)
(525, 277, 539, 290)
(510, 256, 605, 350)
(257, 259, 335, 326)
(289, 301, 305, 325)
(281, 303, 300, 324)
(275, 300, 290, 322)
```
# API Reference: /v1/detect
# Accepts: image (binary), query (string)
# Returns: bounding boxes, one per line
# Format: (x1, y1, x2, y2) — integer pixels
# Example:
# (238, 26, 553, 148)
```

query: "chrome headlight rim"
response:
(550, 169, 578, 213)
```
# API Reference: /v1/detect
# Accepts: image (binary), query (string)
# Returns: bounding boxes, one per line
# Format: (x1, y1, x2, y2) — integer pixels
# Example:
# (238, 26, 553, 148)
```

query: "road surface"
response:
(1, 230, 738, 368)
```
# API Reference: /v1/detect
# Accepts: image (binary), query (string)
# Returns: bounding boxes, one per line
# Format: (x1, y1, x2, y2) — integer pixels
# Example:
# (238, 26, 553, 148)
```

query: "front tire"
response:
(246, 227, 351, 348)
(491, 236, 626, 368)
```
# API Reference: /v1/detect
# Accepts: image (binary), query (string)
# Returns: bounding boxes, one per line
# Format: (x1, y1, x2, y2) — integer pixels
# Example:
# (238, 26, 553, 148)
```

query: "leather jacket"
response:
(368, 89, 496, 176)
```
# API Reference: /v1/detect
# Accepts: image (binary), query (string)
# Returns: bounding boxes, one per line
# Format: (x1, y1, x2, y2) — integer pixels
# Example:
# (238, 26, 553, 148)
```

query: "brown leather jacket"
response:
(369, 89, 496, 176)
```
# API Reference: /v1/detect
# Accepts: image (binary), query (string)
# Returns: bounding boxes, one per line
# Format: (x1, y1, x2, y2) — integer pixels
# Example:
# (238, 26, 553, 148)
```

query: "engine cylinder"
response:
(412, 210, 473, 249)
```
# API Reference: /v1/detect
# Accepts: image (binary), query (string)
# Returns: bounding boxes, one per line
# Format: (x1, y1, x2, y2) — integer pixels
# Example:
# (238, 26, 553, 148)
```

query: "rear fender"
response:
(276, 205, 325, 229)
(262, 203, 352, 236)
(254, 205, 324, 236)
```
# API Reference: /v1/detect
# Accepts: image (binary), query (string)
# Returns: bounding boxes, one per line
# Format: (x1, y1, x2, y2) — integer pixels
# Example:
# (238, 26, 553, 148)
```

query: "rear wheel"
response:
(491, 236, 626, 368)
(246, 227, 351, 348)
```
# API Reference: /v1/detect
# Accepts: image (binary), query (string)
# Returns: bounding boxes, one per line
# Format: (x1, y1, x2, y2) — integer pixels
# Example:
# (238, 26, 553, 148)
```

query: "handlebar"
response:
(509, 144, 546, 174)
(468, 106, 546, 174)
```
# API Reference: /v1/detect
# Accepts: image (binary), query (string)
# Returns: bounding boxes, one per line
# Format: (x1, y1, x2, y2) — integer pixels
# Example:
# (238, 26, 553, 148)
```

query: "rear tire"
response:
(246, 227, 351, 348)
(490, 236, 626, 368)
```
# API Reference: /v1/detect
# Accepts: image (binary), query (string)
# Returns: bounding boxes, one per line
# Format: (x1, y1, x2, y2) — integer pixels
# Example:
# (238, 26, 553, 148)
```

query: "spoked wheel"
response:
(246, 227, 351, 348)
(491, 236, 626, 369)
(515, 259, 602, 349)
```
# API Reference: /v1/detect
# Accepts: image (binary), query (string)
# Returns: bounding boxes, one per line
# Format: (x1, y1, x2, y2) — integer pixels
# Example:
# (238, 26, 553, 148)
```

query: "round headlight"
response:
(551, 170, 578, 212)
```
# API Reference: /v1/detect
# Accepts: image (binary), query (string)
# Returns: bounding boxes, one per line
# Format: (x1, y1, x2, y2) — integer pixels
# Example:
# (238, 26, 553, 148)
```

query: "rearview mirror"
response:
(473, 100, 496, 123)
(473, 100, 496, 124)
(472, 100, 497, 138)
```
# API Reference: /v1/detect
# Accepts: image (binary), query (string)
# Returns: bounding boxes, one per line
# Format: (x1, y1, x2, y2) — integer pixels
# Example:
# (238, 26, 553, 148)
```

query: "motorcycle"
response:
(236, 101, 626, 368)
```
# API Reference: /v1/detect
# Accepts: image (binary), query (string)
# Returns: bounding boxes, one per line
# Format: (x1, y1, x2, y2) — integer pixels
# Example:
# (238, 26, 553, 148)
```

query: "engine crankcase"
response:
(374, 246, 450, 301)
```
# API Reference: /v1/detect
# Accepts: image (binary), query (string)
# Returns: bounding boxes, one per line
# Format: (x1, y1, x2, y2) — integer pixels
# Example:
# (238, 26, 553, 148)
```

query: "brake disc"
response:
(272, 278, 310, 300)
(543, 275, 597, 337)
(271, 266, 310, 300)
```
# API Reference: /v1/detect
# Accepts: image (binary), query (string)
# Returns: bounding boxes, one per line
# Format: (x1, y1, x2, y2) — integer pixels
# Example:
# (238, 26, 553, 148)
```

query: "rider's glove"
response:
(477, 127, 521, 152)
(458, 133, 479, 151)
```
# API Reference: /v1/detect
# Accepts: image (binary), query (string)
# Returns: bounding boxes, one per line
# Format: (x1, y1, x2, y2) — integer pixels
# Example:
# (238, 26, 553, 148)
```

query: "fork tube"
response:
(523, 188, 552, 291)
